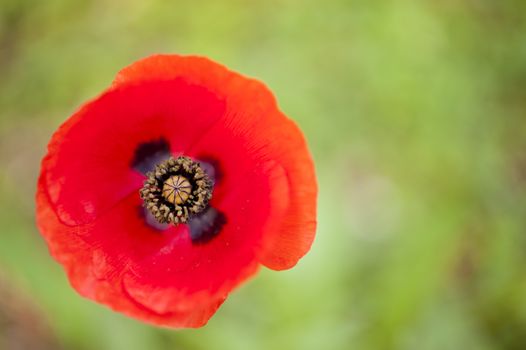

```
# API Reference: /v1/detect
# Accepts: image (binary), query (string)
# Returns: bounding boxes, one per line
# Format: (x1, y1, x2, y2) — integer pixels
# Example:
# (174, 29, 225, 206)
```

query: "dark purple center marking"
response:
(131, 138, 171, 174)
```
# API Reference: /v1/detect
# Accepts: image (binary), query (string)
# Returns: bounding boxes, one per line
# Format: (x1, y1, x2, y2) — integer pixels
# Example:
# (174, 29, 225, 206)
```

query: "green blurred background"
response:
(1, 0, 526, 349)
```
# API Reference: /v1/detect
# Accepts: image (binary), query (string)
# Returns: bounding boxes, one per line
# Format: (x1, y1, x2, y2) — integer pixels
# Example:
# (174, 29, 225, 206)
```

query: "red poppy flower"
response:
(36, 55, 317, 328)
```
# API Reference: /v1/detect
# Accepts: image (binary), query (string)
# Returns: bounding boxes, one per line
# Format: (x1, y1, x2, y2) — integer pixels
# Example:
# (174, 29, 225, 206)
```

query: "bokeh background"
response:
(1, 0, 526, 349)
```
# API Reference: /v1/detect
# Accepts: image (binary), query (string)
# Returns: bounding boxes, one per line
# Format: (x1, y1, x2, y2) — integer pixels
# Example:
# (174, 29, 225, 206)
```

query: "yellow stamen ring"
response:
(140, 156, 213, 225)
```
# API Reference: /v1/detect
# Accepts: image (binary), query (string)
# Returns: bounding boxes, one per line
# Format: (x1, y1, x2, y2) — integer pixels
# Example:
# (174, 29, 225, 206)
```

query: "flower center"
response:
(140, 157, 213, 225)
(162, 175, 192, 205)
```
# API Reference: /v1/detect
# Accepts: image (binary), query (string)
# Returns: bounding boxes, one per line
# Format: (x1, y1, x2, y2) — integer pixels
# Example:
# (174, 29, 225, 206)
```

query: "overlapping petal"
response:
(37, 173, 224, 328)
(43, 78, 225, 226)
(114, 55, 318, 269)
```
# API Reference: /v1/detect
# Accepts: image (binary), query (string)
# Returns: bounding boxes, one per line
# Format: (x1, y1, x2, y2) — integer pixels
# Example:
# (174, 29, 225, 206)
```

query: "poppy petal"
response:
(252, 114, 317, 270)
(42, 79, 225, 226)
(38, 159, 270, 321)
(36, 173, 224, 328)
(188, 109, 317, 271)
(113, 55, 317, 270)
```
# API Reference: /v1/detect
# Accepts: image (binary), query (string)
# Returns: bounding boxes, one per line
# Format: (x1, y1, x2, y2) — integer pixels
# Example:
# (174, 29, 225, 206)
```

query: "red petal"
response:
(36, 174, 224, 328)
(188, 109, 317, 271)
(38, 155, 268, 324)
(114, 55, 318, 270)
(42, 79, 225, 226)
(252, 114, 317, 270)
(113, 55, 278, 121)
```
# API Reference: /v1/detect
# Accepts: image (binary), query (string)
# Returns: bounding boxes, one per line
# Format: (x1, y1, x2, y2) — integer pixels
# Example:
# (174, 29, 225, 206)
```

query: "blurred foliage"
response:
(1, 0, 526, 349)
